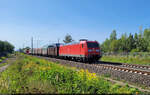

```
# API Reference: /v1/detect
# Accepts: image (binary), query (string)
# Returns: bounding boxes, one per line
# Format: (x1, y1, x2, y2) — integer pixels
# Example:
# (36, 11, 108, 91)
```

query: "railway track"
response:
(91, 64, 150, 76)
(98, 61, 150, 71)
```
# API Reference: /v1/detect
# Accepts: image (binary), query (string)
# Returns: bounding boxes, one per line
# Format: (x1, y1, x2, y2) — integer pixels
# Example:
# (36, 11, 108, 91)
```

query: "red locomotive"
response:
(28, 39, 101, 62)
(59, 39, 101, 62)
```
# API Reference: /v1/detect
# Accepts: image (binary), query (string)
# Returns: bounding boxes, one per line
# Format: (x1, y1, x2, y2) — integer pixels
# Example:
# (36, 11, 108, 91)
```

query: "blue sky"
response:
(0, 0, 150, 50)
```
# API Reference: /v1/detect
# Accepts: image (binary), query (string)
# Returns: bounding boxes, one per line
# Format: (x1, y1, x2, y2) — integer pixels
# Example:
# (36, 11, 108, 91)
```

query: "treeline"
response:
(101, 28, 150, 53)
(0, 40, 14, 56)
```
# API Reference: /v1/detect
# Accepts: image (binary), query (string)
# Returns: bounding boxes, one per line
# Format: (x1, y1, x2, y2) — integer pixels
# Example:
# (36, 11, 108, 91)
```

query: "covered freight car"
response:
(47, 43, 61, 57)
(41, 45, 48, 56)
(41, 43, 61, 56)
(37, 48, 42, 56)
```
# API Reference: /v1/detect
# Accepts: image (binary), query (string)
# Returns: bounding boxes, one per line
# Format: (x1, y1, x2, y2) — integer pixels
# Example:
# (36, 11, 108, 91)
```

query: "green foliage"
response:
(0, 63, 8, 67)
(127, 33, 135, 51)
(110, 40, 119, 52)
(0, 56, 8, 67)
(63, 34, 74, 44)
(0, 59, 2, 63)
(110, 30, 117, 40)
(0, 40, 14, 56)
(101, 54, 150, 65)
(143, 28, 150, 42)
(101, 28, 150, 53)
(0, 54, 141, 94)
(101, 38, 111, 52)
(144, 28, 150, 51)
(119, 33, 128, 52)
(1, 57, 6, 60)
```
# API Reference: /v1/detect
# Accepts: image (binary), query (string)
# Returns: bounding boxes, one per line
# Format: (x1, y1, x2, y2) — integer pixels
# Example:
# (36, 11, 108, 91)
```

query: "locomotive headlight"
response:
(88, 49, 92, 52)
(96, 50, 100, 52)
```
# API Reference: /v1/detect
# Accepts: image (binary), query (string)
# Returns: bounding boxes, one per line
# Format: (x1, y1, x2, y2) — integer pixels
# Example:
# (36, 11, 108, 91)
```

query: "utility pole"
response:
(23, 43, 25, 49)
(58, 38, 60, 43)
(31, 37, 33, 54)
(37, 40, 38, 48)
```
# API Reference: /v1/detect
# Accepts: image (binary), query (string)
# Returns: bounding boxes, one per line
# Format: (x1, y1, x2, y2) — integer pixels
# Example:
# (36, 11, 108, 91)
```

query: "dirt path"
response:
(0, 64, 10, 72)
(0, 56, 17, 73)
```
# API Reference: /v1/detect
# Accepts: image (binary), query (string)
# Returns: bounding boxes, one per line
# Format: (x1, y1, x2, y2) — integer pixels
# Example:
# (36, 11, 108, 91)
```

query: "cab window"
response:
(87, 42, 99, 48)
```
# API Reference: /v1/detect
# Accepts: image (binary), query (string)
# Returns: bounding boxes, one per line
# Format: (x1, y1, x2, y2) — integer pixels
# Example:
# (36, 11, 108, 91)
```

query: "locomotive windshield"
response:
(87, 42, 99, 48)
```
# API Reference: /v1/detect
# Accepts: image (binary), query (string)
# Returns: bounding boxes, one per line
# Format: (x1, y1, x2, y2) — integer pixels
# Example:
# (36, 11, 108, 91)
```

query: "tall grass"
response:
(0, 57, 6, 63)
(0, 54, 141, 94)
(101, 55, 150, 65)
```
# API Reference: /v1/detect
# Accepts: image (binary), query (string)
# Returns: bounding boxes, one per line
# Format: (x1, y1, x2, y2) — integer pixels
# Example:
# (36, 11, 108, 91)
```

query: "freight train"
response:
(25, 39, 102, 62)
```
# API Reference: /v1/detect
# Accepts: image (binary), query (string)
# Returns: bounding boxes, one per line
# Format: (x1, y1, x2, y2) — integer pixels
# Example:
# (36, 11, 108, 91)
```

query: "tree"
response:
(110, 30, 117, 41)
(119, 33, 128, 52)
(143, 28, 150, 40)
(63, 34, 74, 44)
(101, 28, 150, 53)
(0, 40, 14, 56)
(132, 32, 148, 52)
(101, 38, 111, 52)
(139, 26, 143, 38)
(110, 40, 119, 52)
(143, 28, 150, 51)
(137, 34, 148, 52)
(127, 33, 134, 52)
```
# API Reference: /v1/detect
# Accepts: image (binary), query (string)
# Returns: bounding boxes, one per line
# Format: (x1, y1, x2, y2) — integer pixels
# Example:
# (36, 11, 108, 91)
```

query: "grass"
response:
(0, 54, 142, 94)
(101, 55, 150, 65)
(0, 57, 6, 63)
(0, 54, 16, 67)
(1, 57, 6, 60)
(0, 59, 2, 63)
(0, 57, 7, 67)
(0, 55, 12, 67)
(0, 63, 8, 67)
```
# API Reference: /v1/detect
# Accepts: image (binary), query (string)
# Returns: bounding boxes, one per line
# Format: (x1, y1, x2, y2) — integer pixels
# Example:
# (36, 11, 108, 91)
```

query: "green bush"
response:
(1, 57, 6, 60)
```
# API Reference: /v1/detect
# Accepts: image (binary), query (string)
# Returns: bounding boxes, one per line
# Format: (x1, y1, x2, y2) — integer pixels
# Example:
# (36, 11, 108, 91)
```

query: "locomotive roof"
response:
(63, 41, 78, 46)
(62, 40, 98, 46)
(42, 40, 98, 48)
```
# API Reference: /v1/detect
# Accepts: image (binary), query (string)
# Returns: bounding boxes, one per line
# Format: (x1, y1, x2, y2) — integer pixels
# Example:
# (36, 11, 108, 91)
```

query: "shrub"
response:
(1, 57, 6, 60)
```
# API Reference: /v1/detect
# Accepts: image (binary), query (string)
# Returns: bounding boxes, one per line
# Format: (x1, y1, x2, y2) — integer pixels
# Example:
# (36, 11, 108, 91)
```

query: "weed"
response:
(0, 59, 2, 63)
(101, 55, 150, 65)
(1, 57, 6, 60)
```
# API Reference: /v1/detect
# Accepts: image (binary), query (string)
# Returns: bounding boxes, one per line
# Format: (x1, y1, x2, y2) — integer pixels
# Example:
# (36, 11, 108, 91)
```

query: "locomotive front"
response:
(85, 41, 101, 62)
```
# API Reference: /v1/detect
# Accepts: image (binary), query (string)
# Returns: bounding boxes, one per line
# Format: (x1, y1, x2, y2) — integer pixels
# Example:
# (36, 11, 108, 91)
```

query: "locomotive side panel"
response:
(59, 43, 85, 58)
